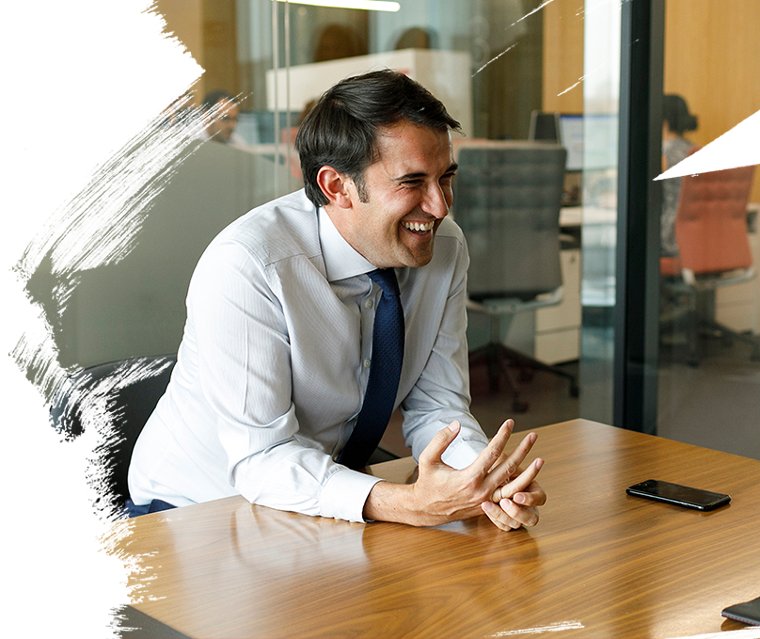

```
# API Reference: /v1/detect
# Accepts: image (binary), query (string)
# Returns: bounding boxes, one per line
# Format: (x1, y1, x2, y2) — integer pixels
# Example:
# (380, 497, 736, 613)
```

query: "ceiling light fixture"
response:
(273, 0, 400, 12)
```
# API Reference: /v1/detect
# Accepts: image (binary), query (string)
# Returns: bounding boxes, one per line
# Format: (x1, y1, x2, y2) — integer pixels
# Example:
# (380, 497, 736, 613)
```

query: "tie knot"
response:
(368, 269, 400, 297)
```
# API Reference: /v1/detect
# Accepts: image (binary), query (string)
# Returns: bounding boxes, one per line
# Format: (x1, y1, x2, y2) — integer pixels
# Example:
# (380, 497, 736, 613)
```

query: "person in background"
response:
(128, 70, 546, 531)
(198, 89, 250, 149)
(661, 93, 698, 256)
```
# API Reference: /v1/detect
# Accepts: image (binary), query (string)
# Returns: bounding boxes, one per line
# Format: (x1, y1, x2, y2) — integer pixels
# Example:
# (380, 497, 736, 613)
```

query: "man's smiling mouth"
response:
(402, 220, 435, 233)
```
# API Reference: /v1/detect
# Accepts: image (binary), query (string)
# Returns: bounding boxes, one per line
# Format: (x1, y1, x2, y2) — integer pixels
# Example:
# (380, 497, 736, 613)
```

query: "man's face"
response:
(206, 99, 239, 143)
(332, 120, 457, 269)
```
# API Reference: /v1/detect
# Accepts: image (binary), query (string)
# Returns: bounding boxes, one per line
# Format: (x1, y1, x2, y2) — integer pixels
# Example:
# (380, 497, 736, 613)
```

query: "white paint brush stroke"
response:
(2, 0, 202, 637)
(512, 0, 557, 26)
(472, 44, 519, 77)
(471, 0, 557, 78)
(489, 620, 585, 636)
(655, 109, 760, 180)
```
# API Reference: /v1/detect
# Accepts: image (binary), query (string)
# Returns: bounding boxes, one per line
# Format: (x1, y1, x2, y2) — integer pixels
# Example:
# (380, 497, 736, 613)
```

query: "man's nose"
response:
(423, 184, 450, 219)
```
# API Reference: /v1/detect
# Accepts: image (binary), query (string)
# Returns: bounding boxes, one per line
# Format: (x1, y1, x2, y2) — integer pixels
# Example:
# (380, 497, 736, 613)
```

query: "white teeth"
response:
(403, 221, 434, 232)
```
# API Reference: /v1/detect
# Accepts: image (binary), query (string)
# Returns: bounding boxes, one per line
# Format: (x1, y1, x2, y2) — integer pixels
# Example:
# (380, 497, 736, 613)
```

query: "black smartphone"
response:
(626, 479, 731, 511)
(722, 595, 760, 625)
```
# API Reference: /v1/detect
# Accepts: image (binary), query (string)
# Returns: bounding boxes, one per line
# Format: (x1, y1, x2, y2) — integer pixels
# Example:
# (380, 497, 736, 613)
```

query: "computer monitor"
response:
(557, 114, 583, 171)
(529, 110, 618, 205)
(558, 113, 618, 171)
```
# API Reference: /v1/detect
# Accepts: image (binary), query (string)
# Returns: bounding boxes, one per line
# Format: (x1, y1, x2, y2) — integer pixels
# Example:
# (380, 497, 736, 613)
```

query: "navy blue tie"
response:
(338, 269, 405, 470)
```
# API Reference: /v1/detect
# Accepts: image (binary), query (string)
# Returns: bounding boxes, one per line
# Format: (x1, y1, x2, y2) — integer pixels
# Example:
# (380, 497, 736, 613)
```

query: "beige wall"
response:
(541, 0, 584, 114)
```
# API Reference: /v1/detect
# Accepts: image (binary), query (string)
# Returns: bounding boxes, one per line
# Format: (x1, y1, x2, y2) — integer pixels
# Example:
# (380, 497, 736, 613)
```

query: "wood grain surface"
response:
(114, 419, 760, 638)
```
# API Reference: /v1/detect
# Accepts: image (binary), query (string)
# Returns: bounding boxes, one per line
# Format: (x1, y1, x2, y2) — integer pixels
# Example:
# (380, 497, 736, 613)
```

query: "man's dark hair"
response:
(663, 94, 698, 135)
(202, 89, 235, 110)
(295, 69, 461, 207)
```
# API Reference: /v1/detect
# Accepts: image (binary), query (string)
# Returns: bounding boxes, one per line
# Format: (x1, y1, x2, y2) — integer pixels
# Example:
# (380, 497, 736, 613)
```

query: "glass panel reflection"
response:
(657, 0, 760, 459)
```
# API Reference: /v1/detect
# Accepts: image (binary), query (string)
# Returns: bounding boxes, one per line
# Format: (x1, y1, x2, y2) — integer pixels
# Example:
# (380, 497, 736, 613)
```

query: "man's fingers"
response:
(499, 499, 541, 528)
(481, 500, 525, 531)
(418, 420, 461, 467)
(482, 497, 541, 531)
(484, 430, 538, 493)
(505, 431, 538, 476)
(492, 458, 545, 502)
(512, 486, 547, 508)
(469, 419, 515, 477)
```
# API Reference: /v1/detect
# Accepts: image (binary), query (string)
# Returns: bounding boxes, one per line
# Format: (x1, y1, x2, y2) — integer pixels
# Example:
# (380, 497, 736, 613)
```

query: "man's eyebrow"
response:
(393, 172, 426, 182)
(392, 163, 459, 182)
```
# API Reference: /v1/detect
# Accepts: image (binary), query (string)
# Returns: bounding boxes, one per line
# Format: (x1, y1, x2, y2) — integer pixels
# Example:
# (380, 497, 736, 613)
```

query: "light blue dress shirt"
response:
(129, 189, 488, 522)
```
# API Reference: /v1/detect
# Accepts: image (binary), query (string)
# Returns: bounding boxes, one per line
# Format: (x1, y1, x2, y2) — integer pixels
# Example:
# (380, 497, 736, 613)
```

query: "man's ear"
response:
(316, 166, 353, 209)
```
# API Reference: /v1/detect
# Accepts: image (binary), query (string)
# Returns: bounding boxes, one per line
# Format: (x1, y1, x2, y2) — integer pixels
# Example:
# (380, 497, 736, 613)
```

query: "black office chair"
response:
(454, 141, 579, 412)
(50, 354, 176, 513)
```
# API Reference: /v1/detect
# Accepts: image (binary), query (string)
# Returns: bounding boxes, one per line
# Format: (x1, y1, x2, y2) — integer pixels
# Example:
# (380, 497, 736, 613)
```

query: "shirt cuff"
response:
(320, 465, 383, 523)
(441, 437, 484, 470)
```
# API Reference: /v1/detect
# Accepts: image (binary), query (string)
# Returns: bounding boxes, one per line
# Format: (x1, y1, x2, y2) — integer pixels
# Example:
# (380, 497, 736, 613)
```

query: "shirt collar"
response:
(318, 207, 376, 282)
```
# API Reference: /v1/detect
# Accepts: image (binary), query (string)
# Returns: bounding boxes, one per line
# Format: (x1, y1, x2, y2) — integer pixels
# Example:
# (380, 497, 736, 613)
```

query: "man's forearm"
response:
(362, 478, 482, 527)
(363, 480, 432, 526)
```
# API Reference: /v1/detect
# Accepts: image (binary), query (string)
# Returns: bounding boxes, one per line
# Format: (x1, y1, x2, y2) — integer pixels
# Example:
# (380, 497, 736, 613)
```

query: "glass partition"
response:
(229, 0, 760, 459)
(38, 0, 633, 448)
(576, 0, 620, 425)
(141, 0, 629, 447)
(655, 0, 760, 459)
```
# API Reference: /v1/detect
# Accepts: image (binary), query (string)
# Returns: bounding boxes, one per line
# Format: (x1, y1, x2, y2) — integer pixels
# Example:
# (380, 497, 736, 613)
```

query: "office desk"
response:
(114, 419, 760, 638)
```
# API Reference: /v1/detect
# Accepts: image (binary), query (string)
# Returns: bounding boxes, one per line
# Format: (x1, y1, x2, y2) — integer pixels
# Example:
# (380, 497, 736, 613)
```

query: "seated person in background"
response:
(128, 70, 546, 531)
(197, 89, 250, 149)
(661, 93, 698, 257)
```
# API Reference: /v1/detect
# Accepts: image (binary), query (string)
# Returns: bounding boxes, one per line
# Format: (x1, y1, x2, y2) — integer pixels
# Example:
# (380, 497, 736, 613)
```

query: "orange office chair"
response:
(660, 148, 758, 365)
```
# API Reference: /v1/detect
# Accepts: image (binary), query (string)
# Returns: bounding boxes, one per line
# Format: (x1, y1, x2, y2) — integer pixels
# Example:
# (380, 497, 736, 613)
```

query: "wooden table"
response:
(113, 419, 760, 638)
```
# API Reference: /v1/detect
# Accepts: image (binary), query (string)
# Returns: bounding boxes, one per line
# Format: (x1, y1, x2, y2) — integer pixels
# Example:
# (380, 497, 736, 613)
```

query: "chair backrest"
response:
(51, 354, 176, 508)
(674, 149, 755, 276)
(453, 141, 566, 300)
